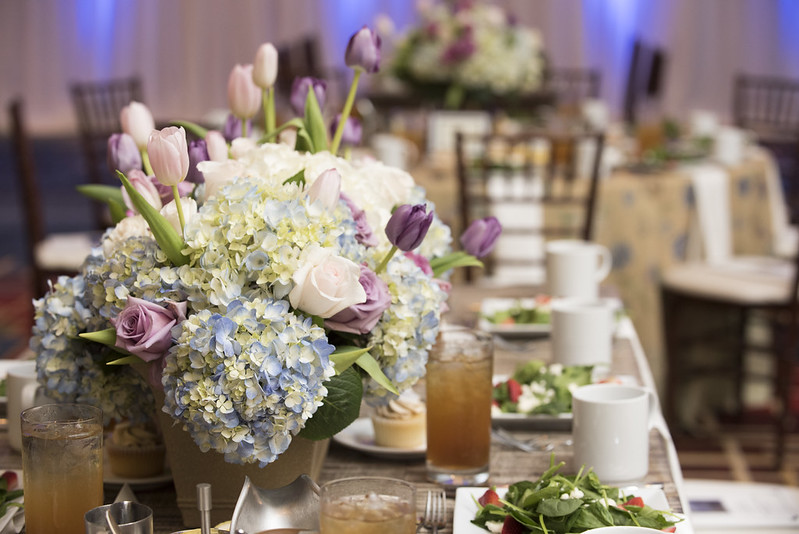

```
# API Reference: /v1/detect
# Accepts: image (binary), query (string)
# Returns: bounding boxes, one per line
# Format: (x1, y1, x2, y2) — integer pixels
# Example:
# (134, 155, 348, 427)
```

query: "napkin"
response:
(682, 163, 732, 263)
(749, 145, 797, 257)
(0, 496, 24, 534)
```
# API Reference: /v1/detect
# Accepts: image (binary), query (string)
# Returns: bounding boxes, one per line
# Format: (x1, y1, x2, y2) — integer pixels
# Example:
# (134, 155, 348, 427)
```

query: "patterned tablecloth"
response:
(0, 287, 690, 534)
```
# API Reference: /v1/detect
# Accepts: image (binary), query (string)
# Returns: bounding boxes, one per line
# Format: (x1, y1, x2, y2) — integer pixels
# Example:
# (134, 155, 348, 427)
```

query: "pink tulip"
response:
(227, 64, 261, 120)
(120, 101, 155, 150)
(252, 43, 278, 89)
(147, 127, 189, 187)
(205, 130, 228, 161)
(307, 169, 341, 211)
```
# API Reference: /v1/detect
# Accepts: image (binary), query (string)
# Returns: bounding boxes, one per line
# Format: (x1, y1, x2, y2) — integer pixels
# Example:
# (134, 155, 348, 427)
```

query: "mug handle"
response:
(645, 388, 661, 431)
(595, 245, 612, 282)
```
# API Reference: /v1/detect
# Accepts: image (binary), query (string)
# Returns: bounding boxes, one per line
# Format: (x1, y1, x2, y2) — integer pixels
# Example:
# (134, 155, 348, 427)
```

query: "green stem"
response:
(241, 119, 248, 139)
(265, 88, 276, 136)
(344, 146, 352, 160)
(171, 185, 185, 235)
(330, 69, 362, 155)
(375, 245, 398, 274)
(142, 150, 153, 175)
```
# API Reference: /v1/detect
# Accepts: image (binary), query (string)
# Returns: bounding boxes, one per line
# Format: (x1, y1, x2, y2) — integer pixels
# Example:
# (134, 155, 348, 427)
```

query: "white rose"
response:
(289, 245, 366, 318)
(160, 197, 198, 234)
(197, 159, 245, 202)
(102, 215, 152, 256)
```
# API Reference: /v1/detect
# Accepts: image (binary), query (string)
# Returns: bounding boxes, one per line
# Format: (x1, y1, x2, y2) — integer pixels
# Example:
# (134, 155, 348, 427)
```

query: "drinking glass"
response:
(319, 477, 416, 534)
(21, 403, 104, 534)
(425, 325, 493, 486)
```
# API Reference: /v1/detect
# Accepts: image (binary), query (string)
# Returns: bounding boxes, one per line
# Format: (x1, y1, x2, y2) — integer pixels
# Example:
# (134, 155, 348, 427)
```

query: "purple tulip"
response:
(107, 133, 142, 174)
(152, 176, 194, 207)
(341, 193, 378, 247)
(385, 204, 433, 251)
(290, 77, 327, 116)
(345, 26, 382, 73)
(442, 30, 475, 63)
(460, 216, 502, 257)
(330, 115, 362, 147)
(186, 139, 208, 184)
(326, 265, 391, 334)
(222, 114, 252, 142)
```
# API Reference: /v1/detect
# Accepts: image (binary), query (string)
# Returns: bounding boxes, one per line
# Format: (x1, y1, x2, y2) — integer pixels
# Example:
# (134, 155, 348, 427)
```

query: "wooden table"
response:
(0, 285, 691, 533)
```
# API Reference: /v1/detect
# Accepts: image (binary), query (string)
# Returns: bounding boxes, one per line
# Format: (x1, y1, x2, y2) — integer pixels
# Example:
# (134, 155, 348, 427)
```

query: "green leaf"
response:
(330, 346, 372, 374)
(536, 498, 583, 517)
(118, 171, 189, 266)
(430, 251, 484, 277)
(106, 355, 141, 366)
(283, 169, 306, 187)
(170, 120, 208, 140)
(79, 328, 117, 346)
(77, 184, 125, 205)
(355, 353, 399, 396)
(294, 128, 314, 153)
(298, 367, 362, 440)
(109, 199, 127, 224)
(304, 88, 328, 153)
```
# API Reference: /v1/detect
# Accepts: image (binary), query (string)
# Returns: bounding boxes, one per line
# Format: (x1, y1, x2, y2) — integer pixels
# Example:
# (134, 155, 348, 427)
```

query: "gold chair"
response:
(455, 127, 605, 283)
(9, 99, 96, 298)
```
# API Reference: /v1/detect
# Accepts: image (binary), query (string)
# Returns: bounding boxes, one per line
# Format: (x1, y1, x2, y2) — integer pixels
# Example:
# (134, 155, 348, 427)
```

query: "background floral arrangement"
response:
(30, 27, 501, 466)
(387, 0, 546, 106)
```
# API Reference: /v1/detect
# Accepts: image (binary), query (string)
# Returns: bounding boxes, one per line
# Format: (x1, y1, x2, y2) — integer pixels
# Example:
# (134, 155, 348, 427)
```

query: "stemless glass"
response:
(425, 325, 494, 485)
(21, 403, 104, 534)
(319, 477, 416, 534)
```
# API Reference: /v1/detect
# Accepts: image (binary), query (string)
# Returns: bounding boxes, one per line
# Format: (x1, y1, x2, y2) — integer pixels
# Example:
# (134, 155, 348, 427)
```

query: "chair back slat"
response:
(9, 100, 44, 260)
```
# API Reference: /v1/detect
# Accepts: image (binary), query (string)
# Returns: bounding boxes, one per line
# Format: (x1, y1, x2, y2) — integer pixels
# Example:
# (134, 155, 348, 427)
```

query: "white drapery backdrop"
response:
(1, 0, 797, 135)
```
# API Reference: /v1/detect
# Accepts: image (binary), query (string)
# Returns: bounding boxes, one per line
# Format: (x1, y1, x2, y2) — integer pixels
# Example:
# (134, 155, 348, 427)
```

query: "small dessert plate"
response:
(333, 417, 426, 460)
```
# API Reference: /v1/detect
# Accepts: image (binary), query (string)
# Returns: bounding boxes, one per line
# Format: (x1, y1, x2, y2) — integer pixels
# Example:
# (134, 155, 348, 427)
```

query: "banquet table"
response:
(0, 286, 692, 533)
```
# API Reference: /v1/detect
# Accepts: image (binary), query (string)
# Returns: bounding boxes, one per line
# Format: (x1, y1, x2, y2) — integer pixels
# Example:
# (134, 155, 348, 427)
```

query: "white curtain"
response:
(1, 0, 796, 135)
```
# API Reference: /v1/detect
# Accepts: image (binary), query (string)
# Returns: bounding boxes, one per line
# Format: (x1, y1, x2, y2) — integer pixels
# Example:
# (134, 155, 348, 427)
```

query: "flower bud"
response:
(122, 169, 162, 213)
(252, 43, 278, 89)
(222, 114, 252, 142)
(107, 133, 142, 174)
(385, 204, 433, 251)
(345, 26, 381, 73)
(460, 216, 502, 258)
(227, 64, 261, 120)
(205, 130, 228, 161)
(307, 169, 341, 211)
(120, 101, 155, 150)
(186, 140, 208, 184)
(147, 126, 189, 187)
(329, 115, 362, 147)
(290, 77, 327, 116)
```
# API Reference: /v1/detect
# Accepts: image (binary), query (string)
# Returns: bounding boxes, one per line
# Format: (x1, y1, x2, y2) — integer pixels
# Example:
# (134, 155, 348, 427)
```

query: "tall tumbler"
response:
(21, 403, 103, 534)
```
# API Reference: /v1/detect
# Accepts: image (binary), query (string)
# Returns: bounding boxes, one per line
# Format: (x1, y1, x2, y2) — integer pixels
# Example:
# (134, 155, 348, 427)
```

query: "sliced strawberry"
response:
(501, 515, 524, 534)
(661, 527, 677, 533)
(620, 496, 645, 509)
(501, 316, 516, 325)
(507, 379, 522, 403)
(1, 471, 18, 491)
(478, 487, 501, 507)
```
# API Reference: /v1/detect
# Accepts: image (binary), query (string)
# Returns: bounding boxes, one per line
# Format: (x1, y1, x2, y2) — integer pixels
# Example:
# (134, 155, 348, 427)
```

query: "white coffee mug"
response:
(572, 384, 659, 483)
(551, 298, 615, 366)
(546, 240, 612, 299)
(7, 360, 50, 452)
(371, 134, 419, 171)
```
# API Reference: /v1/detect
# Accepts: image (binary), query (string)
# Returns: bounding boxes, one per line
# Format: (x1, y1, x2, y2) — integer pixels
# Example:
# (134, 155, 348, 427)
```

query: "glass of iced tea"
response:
(21, 403, 104, 534)
(425, 325, 493, 486)
(319, 477, 416, 534)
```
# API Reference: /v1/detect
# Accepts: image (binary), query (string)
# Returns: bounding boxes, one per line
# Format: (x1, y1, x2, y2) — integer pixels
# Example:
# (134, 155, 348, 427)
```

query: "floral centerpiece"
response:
(30, 26, 501, 468)
(386, 0, 546, 108)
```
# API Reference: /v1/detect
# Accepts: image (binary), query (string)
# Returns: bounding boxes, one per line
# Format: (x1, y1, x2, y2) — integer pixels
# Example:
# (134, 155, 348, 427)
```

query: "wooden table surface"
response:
(0, 285, 689, 533)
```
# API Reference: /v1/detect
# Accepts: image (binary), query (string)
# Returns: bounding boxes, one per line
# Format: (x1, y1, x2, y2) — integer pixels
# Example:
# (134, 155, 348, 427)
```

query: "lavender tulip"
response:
(227, 64, 261, 120)
(385, 204, 433, 251)
(152, 177, 193, 207)
(345, 26, 382, 73)
(330, 115, 362, 146)
(186, 139, 208, 184)
(107, 133, 142, 174)
(290, 77, 327, 116)
(460, 216, 502, 257)
(222, 114, 252, 142)
(326, 265, 391, 334)
(147, 127, 189, 187)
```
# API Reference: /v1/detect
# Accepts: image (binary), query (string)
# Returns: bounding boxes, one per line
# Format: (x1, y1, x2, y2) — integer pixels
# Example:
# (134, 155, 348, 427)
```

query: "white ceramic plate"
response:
(477, 298, 551, 338)
(491, 372, 638, 430)
(333, 417, 425, 460)
(453, 486, 690, 533)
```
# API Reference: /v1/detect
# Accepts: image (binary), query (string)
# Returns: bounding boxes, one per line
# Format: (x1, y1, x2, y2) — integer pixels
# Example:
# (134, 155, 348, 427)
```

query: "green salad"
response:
(481, 298, 551, 326)
(493, 361, 593, 416)
(472, 460, 681, 533)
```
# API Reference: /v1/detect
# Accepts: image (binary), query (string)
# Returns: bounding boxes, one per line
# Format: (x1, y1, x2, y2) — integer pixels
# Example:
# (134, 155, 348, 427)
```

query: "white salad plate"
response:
(333, 417, 425, 460)
(477, 298, 551, 338)
(453, 486, 690, 533)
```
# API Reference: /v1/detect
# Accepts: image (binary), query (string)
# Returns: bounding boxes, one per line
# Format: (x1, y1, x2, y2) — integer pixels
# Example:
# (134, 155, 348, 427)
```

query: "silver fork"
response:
(421, 489, 447, 533)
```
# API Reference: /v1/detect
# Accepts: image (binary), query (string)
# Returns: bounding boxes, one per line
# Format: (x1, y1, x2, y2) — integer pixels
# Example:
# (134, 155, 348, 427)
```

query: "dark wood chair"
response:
(661, 139, 799, 469)
(623, 39, 666, 126)
(546, 68, 601, 109)
(455, 127, 605, 283)
(70, 76, 143, 229)
(9, 99, 97, 298)
(733, 74, 799, 223)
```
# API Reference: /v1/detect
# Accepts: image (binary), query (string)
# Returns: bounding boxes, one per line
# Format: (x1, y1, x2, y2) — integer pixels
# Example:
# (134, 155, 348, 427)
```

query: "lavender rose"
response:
(112, 297, 187, 362)
(326, 265, 391, 334)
